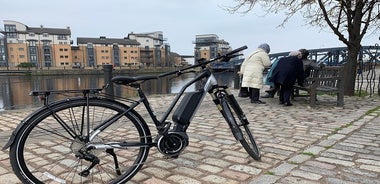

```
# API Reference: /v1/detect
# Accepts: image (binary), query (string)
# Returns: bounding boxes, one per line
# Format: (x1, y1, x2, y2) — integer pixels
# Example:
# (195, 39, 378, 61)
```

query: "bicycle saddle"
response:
(111, 75, 158, 85)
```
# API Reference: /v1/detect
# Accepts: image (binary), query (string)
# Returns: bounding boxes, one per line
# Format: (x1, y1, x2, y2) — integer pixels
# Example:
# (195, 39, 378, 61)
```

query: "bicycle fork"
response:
(210, 88, 246, 141)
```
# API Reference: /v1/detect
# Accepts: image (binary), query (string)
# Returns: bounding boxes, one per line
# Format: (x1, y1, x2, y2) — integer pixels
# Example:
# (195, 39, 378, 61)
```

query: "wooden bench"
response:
(293, 65, 345, 107)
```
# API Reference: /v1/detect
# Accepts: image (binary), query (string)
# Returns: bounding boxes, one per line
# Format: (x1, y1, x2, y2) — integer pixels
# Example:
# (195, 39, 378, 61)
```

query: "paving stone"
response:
(299, 165, 337, 177)
(288, 154, 311, 164)
(269, 162, 298, 176)
(360, 164, 380, 173)
(340, 172, 380, 184)
(342, 167, 379, 178)
(304, 160, 337, 170)
(229, 164, 262, 175)
(315, 157, 355, 166)
(290, 169, 323, 180)
(279, 176, 320, 184)
(248, 175, 281, 184)
(197, 164, 223, 173)
(173, 167, 204, 178)
(303, 146, 326, 155)
(324, 178, 357, 184)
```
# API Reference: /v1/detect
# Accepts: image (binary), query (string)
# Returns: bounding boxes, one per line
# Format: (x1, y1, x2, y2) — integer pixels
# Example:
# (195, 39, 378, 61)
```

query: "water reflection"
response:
(0, 71, 234, 111)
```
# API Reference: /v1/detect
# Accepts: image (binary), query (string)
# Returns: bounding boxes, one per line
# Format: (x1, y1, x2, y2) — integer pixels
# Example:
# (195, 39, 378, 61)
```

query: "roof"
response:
(77, 37, 140, 45)
(27, 27, 71, 35)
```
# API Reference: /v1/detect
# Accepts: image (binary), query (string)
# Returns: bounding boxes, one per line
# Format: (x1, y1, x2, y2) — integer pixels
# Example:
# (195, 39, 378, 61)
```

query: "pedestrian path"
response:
(0, 92, 379, 183)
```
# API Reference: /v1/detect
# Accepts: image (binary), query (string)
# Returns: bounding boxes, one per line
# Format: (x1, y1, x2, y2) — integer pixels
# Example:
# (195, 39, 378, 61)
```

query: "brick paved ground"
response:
(0, 91, 379, 183)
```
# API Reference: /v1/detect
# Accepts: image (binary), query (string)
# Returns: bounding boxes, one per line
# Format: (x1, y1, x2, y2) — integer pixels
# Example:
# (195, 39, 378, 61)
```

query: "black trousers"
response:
(249, 88, 260, 102)
(276, 84, 293, 104)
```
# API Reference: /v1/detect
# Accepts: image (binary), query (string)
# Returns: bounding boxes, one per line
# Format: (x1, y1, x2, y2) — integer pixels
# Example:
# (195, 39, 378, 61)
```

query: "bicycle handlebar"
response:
(158, 45, 247, 78)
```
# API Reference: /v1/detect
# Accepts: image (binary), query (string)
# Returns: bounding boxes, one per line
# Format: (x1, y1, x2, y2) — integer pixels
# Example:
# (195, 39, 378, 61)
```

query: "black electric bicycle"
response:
(3, 45, 260, 184)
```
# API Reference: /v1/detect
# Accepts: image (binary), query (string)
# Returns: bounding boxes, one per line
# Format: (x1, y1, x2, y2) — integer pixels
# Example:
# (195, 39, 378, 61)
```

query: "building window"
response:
(29, 41, 36, 46)
(4, 25, 16, 32)
(58, 35, 67, 40)
(29, 33, 35, 37)
(59, 48, 63, 51)
(6, 33, 17, 38)
(60, 56, 64, 58)
(20, 55, 25, 58)
(19, 48, 24, 51)
(43, 33, 49, 37)
(30, 55, 37, 62)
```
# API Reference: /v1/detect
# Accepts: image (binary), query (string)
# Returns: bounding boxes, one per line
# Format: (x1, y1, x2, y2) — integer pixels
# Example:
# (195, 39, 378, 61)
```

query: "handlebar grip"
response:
(227, 45, 248, 56)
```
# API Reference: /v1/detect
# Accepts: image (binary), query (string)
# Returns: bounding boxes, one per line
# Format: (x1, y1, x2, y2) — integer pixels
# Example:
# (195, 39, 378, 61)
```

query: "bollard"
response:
(103, 64, 114, 99)
(233, 64, 241, 89)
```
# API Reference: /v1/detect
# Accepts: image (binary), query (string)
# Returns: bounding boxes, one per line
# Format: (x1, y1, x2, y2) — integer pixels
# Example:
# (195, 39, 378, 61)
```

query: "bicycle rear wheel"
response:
(221, 97, 261, 160)
(9, 97, 151, 184)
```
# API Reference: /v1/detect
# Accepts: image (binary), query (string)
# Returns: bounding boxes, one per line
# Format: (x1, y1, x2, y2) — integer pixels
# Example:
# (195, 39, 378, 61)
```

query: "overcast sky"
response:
(1, 0, 378, 55)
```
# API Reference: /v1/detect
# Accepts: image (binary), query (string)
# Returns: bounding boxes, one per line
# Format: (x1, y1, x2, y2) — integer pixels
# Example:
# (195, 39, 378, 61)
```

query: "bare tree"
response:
(227, 0, 380, 96)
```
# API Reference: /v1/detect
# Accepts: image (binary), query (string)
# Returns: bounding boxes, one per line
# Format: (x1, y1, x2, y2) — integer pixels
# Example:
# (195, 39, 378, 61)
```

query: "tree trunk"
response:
(343, 46, 361, 96)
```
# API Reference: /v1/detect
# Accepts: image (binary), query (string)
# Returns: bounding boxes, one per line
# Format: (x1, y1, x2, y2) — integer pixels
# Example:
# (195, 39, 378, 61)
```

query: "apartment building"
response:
(76, 36, 141, 67)
(1, 20, 72, 68)
(127, 32, 171, 67)
(1, 20, 176, 68)
(194, 34, 231, 61)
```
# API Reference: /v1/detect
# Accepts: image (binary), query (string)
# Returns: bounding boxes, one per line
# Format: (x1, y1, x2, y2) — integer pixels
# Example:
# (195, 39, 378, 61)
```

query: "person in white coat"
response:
(239, 43, 271, 104)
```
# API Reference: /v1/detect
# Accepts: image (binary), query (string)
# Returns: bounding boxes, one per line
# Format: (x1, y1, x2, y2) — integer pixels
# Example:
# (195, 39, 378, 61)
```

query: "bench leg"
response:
(337, 92, 344, 107)
(309, 91, 316, 107)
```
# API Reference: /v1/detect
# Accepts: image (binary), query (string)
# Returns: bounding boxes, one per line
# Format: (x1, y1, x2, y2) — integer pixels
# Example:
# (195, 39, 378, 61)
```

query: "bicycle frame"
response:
(87, 48, 248, 146)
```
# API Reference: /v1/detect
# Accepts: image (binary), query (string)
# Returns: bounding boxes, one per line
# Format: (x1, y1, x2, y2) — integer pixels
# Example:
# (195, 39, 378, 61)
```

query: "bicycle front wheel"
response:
(9, 97, 151, 184)
(221, 97, 261, 160)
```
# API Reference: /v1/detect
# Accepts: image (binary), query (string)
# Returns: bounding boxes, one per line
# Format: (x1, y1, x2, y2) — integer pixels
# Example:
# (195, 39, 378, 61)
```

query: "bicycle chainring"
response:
(157, 132, 189, 158)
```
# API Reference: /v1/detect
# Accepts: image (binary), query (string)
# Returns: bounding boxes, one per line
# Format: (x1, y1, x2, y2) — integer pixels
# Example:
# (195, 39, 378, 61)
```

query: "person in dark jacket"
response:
(270, 51, 305, 106)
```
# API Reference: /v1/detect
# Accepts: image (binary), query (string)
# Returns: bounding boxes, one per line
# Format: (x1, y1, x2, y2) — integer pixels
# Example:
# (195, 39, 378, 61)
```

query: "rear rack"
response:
(29, 88, 104, 96)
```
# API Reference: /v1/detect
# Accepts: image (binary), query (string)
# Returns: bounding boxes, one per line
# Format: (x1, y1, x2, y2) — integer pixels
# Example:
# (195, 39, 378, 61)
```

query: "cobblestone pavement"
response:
(0, 91, 379, 184)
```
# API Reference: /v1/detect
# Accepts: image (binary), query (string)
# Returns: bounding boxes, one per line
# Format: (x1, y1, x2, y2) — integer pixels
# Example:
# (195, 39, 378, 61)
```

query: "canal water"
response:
(0, 71, 235, 111)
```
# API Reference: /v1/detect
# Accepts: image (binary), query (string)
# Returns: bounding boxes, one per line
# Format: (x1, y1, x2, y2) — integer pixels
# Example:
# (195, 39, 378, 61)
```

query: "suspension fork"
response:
(208, 87, 244, 141)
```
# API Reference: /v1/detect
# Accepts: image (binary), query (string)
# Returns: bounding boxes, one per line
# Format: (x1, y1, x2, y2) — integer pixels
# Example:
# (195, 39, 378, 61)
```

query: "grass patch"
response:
(288, 161, 299, 165)
(365, 106, 380, 116)
(324, 146, 333, 149)
(301, 152, 316, 157)
(265, 171, 275, 175)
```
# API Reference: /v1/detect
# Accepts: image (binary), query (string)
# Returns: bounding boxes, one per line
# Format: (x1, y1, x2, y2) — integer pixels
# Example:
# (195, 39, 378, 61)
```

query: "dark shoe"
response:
(284, 103, 293, 106)
(265, 88, 276, 93)
(238, 87, 249, 98)
(251, 100, 266, 104)
(261, 93, 274, 98)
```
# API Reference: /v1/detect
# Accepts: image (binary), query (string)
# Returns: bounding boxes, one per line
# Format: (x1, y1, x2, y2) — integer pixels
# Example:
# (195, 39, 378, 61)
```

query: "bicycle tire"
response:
(9, 97, 151, 184)
(221, 98, 261, 160)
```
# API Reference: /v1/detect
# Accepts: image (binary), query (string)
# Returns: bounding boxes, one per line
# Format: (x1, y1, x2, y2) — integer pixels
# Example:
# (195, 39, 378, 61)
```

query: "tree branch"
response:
(318, 0, 349, 45)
